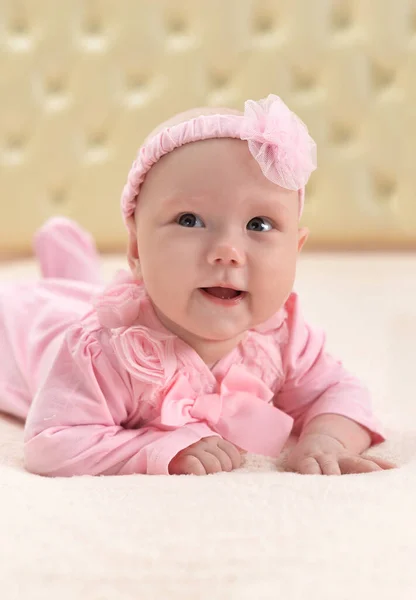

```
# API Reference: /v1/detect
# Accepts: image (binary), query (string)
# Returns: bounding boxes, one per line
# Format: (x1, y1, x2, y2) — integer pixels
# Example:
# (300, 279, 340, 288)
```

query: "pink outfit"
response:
(0, 218, 384, 477)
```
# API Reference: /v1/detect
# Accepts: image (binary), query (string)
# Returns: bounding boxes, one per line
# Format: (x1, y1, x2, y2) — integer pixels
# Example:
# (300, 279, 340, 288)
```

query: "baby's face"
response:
(128, 138, 308, 354)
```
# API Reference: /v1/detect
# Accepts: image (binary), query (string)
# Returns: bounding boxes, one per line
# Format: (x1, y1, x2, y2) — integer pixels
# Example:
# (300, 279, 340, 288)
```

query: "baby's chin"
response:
(187, 313, 253, 338)
(180, 310, 277, 343)
(165, 315, 243, 342)
(192, 329, 246, 343)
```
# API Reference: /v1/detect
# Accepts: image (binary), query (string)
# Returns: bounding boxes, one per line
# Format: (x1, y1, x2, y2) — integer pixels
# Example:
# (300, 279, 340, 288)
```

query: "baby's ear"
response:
(297, 227, 309, 253)
(127, 253, 141, 279)
(126, 217, 142, 279)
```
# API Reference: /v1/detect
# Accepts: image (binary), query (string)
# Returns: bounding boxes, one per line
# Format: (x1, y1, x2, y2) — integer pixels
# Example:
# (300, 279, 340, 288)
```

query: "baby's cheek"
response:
(255, 271, 292, 316)
(274, 250, 297, 284)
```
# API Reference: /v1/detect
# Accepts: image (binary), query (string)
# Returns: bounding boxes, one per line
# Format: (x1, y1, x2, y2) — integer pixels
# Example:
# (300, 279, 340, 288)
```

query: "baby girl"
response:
(0, 94, 395, 477)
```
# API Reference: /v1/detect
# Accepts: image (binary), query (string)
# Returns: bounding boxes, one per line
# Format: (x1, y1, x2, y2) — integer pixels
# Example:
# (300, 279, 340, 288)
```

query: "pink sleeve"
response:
(274, 295, 385, 445)
(24, 324, 218, 476)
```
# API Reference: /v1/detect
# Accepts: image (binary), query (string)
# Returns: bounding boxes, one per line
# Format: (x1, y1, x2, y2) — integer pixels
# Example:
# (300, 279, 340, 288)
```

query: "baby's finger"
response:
(365, 456, 398, 470)
(296, 457, 322, 475)
(339, 456, 381, 474)
(217, 439, 242, 470)
(213, 447, 234, 472)
(199, 450, 223, 474)
(170, 455, 206, 476)
(316, 455, 342, 476)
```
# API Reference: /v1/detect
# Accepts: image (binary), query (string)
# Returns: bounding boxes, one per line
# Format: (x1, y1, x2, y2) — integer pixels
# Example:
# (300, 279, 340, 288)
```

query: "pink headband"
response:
(120, 94, 317, 223)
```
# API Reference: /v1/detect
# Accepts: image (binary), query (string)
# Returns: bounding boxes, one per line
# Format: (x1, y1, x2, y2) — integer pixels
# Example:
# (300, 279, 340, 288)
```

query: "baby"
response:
(0, 94, 395, 477)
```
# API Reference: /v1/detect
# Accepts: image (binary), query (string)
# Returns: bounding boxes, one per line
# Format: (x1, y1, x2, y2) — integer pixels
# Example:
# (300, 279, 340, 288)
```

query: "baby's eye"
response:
(246, 217, 274, 232)
(177, 213, 205, 228)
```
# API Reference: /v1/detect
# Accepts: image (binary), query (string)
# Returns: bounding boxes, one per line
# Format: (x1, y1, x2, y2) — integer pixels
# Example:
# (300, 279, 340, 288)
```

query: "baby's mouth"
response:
(200, 287, 244, 300)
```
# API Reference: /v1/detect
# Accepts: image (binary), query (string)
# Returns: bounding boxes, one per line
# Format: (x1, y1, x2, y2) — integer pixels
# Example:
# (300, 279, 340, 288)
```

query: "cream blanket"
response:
(1, 254, 415, 600)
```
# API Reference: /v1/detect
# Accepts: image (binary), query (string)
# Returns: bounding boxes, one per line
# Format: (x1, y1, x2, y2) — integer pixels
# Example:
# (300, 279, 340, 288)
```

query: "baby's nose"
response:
(207, 242, 246, 267)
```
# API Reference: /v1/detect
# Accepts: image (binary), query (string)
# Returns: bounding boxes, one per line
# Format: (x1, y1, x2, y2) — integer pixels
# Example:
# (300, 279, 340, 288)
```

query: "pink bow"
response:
(159, 365, 294, 457)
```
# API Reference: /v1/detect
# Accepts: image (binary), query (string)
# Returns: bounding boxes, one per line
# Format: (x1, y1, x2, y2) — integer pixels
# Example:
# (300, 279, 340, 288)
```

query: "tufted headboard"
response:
(1, 0, 415, 255)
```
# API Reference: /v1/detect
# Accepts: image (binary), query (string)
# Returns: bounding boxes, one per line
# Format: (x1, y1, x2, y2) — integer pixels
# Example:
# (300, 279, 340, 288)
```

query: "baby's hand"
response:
(169, 436, 242, 475)
(285, 433, 397, 475)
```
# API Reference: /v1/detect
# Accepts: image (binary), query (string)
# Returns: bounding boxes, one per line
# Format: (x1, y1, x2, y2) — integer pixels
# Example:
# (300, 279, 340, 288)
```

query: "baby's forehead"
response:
(145, 138, 267, 190)
(140, 143, 298, 214)
(145, 106, 243, 142)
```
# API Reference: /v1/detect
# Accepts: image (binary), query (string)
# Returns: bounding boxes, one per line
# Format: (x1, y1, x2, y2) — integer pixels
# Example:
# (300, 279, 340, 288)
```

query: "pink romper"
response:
(0, 218, 384, 476)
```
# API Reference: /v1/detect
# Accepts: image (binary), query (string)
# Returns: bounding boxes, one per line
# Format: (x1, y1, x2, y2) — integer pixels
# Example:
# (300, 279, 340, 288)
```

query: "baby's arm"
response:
(275, 295, 395, 474)
(276, 294, 385, 444)
(24, 324, 218, 477)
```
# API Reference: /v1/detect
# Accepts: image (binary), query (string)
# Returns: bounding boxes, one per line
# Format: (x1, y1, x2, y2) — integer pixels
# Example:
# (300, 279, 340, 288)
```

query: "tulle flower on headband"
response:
(240, 95, 317, 191)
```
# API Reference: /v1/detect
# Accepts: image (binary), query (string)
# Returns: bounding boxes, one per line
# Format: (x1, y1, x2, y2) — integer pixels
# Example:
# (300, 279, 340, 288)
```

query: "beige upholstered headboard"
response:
(1, 0, 415, 255)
